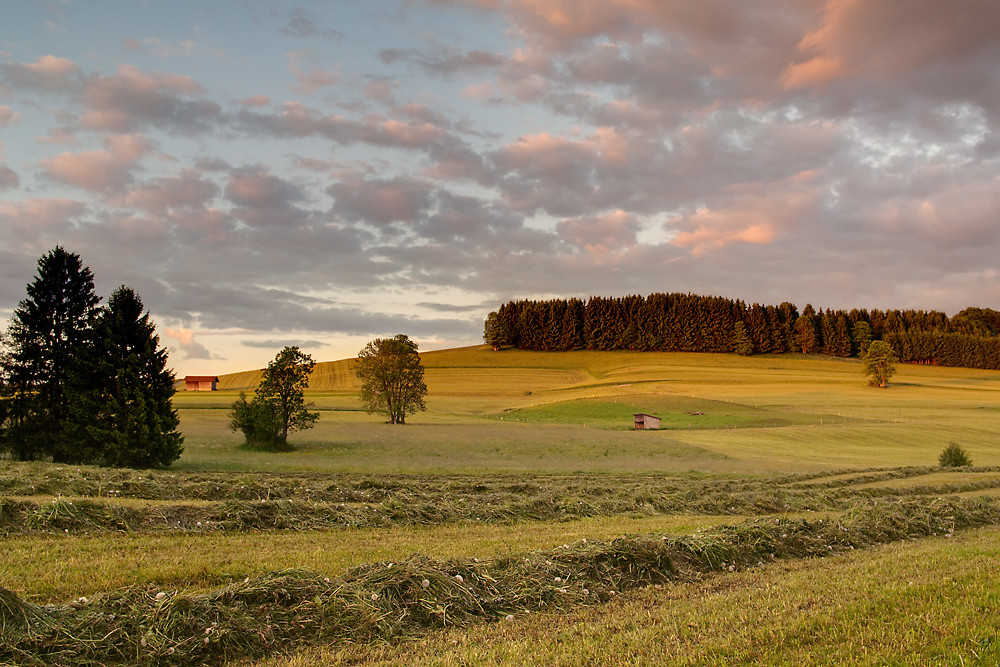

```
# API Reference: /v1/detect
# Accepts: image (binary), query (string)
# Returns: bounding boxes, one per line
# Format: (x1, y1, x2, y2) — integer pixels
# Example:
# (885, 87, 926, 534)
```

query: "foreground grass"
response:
(2, 514, 737, 604)
(250, 525, 1000, 667)
(4, 498, 996, 666)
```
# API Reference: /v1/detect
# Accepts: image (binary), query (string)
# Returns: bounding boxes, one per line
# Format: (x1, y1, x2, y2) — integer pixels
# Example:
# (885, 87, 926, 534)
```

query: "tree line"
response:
(483, 295, 1000, 370)
(0, 247, 182, 467)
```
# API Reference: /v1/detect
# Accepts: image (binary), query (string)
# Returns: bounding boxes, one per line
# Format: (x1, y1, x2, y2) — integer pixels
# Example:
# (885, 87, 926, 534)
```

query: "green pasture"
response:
(5, 347, 1000, 666)
(173, 347, 1000, 473)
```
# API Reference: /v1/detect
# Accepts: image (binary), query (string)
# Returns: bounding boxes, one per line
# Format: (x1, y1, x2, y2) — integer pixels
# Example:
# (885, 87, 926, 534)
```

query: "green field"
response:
(3, 347, 1000, 666)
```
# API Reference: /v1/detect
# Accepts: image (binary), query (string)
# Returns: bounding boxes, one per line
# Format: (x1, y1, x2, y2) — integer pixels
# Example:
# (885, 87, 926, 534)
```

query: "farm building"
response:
(184, 375, 219, 391)
(633, 413, 661, 430)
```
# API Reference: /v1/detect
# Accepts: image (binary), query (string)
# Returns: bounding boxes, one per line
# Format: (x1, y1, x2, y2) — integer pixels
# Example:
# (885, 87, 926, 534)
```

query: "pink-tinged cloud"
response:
(557, 209, 639, 256)
(1, 55, 83, 90)
(0, 105, 20, 127)
(239, 102, 448, 150)
(669, 171, 823, 256)
(122, 169, 218, 213)
(494, 132, 595, 176)
(293, 157, 334, 172)
(0, 199, 86, 246)
(241, 95, 271, 107)
(80, 64, 216, 132)
(460, 81, 496, 100)
(329, 176, 432, 224)
(362, 79, 398, 103)
(41, 133, 149, 192)
(225, 166, 303, 209)
(37, 127, 79, 144)
(872, 175, 1000, 249)
(164, 327, 216, 360)
(287, 51, 340, 94)
(781, 0, 1000, 89)
(0, 165, 20, 189)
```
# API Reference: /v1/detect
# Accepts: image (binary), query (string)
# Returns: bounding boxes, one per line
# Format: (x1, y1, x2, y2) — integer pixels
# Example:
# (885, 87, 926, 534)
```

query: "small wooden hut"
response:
(633, 413, 661, 430)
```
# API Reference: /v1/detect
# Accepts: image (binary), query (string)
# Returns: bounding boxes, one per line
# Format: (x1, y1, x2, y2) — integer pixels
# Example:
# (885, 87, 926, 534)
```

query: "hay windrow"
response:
(2, 496, 998, 667)
(6, 463, 1000, 536)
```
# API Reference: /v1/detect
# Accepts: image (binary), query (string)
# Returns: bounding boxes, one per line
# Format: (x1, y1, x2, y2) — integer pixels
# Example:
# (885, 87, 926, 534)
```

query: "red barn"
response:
(184, 375, 219, 391)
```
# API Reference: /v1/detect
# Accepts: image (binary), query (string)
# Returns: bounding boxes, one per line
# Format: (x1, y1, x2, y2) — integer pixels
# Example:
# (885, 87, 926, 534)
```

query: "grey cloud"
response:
(328, 175, 433, 225)
(415, 301, 496, 313)
(0, 166, 19, 189)
(278, 6, 344, 40)
(242, 339, 328, 349)
(379, 46, 505, 78)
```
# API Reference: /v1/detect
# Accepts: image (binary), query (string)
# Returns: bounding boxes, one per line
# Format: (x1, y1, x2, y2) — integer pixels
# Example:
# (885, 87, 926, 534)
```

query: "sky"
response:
(2, 0, 999, 376)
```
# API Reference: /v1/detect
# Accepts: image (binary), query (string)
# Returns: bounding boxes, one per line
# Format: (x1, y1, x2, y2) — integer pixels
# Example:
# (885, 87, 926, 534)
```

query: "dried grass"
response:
(3, 496, 997, 667)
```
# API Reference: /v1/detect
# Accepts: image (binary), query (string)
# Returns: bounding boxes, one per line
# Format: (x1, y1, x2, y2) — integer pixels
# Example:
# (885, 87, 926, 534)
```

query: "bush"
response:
(229, 392, 283, 450)
(939, 443, 972, 467)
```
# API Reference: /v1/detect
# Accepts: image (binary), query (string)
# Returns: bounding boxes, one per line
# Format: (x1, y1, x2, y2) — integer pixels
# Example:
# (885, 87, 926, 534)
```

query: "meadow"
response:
(3, 347, 1000, 666)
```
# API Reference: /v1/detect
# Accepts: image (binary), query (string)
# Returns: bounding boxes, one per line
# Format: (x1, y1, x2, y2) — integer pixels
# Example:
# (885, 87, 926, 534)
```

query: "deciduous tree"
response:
(355, 334, 427, 424)
(231, 347, 318, 449)
(863, 340, 897, 388)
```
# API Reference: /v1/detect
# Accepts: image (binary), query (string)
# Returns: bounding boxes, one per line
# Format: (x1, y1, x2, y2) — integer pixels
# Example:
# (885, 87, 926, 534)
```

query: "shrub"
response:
(229, 392, 283, 450)
(939, 443, 972, 467)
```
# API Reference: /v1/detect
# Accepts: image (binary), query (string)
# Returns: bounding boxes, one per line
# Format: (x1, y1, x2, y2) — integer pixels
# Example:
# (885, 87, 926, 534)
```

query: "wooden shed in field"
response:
(184, 375, 219, 391)
(633, 413, 661, 430)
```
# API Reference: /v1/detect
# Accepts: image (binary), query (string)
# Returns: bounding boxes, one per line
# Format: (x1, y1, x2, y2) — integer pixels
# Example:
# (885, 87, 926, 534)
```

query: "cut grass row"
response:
(254, 524, 1000, 667)
(0, 514, 745, 605)
(4, 496, 997, 666)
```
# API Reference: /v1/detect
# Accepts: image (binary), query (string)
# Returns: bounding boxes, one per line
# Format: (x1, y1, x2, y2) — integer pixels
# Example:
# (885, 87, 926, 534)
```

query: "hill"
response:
(188, 346, 1000, 473)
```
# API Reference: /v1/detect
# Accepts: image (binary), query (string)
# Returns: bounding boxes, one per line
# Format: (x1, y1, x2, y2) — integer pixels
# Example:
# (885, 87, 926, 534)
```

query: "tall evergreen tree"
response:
(67, 286, 183, 467)
(1, 247, 100, 462)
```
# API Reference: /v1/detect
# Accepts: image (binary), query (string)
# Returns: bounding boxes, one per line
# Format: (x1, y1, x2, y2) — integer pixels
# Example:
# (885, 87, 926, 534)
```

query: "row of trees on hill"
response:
(0, 248, 183, 467)
(483, 295, 1000, 370)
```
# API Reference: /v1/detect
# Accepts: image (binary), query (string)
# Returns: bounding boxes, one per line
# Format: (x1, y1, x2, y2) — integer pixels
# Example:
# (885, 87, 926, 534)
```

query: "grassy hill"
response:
(5, 346, 1000, 666)
(177, 346, 1000, 473)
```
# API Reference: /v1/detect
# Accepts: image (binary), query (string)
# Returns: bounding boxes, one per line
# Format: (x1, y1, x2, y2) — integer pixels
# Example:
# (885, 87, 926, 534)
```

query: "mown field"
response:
(3, 348, 1000, 666)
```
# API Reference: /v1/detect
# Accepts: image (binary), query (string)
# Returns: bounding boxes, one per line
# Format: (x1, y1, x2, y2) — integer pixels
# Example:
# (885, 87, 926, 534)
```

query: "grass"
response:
(4, 497, 998, 666)
(169, 348, 1000, 474)
(5, 348, 1000, 665)
(0, 514, 755, 604)
(254, 524, 1000, 667)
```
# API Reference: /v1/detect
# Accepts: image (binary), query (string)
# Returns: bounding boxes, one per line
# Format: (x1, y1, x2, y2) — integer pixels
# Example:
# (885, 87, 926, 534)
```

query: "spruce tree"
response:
(67, 286, 183, 467)
(2, 247, 100, 461)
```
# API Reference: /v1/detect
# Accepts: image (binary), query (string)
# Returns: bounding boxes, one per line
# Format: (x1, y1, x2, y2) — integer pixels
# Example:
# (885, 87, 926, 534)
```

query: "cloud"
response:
(379, 45, 505, 77)
(0, 105, 20, 127)
(277, 6, 343, 40)
(668, 171, 825, 257)
(557, 209, 640, 256)
(41, 133, 150, 193)
(782, 0, 1000, 89)
(1, 55, 84, 91)
(286, 51, 341, 94)
(164, 327, 217, 360)
(329, 175, 433, 225)
(80, 64, 219, 132)
(240, 94, 271, 107)
(0, 166, 18, 189)
(236, 102, 449, 149)
(241, 338, 328, 349)
(121, 168, 218, 213)
(0, 198, 87, 254)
